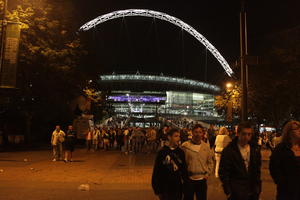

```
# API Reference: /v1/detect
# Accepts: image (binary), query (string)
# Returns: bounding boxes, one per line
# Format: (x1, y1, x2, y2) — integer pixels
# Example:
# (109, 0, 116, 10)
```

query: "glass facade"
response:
(108, 91, 220, 121)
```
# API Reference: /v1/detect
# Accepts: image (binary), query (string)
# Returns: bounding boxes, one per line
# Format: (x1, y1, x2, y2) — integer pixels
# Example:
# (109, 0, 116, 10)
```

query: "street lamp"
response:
(225, 82, 234, 123)
(240, 0, 248, 122)
(226, 82, 233, 90)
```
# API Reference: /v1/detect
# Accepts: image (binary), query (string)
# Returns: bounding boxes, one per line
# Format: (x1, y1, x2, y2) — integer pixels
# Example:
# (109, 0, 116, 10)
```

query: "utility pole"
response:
(0, 0, 8, 75)
(0, 0, 21, 89)
(240, 0, 248, 122)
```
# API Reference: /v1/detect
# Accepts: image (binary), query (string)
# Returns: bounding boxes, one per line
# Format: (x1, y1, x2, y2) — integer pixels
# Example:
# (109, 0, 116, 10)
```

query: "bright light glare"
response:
(226, 82, 233, 88)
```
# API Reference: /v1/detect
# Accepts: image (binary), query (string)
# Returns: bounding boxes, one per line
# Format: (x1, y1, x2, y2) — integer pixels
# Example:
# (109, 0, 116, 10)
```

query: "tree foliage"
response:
(215, 83, 242, 117)
(215, 27, 300, 128)
(83, 88, 102, 104)
(249, 27, 300, 127)
(1, 0, 88, 142)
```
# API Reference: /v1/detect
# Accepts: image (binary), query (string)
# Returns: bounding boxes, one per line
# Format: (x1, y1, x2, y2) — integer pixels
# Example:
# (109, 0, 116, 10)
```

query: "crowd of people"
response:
(50, 120, 300, 200)
(257, 130, 282, 151)
(50, 123, 229, 161)
(151, 120, 300, 200)
(50, 124, 187, 161)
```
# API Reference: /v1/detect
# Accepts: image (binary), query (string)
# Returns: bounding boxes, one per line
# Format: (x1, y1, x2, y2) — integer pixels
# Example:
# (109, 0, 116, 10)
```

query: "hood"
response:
(182, 140, 206, 152)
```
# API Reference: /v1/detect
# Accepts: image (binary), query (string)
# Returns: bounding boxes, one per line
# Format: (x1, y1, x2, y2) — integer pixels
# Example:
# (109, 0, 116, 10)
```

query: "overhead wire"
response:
(115, 17, 125, 71)
(123, 18, 136, 68)
(180, 28, 186, 77)
(154, 18, 163, 73)
(205, 47, 208, 82)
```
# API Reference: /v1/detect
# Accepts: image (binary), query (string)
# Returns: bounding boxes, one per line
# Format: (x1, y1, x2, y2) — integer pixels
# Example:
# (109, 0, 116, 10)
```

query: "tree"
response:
(249, 26, 300, 128)
(0, 0, 88, 142)
(214, 27, 300, 128)
(83, 86, 111, 123)
(215, 83, 242, 120)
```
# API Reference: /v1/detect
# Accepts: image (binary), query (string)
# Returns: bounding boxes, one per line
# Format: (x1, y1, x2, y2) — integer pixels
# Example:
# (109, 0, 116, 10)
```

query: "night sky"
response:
(72, 0, 300, 84)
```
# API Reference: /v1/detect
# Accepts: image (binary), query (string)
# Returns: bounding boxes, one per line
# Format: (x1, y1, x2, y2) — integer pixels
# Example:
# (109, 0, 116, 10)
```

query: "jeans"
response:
(86, 140, 92, 151)
(52, 143, 63, 160)
(184, 179, 207, 200)
(215, 153, 221, 177)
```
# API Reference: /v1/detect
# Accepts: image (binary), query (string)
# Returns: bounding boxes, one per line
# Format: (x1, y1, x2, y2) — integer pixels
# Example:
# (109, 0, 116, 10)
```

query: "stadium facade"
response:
(97, 73, 224, 125)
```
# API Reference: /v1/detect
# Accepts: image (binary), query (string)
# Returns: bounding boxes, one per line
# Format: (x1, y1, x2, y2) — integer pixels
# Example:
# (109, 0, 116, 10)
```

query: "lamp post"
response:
(0, 0, 8, 75)
(0, 0, 21, 89)
(240, 0, 248, 122)
(226, 82, 234, 123)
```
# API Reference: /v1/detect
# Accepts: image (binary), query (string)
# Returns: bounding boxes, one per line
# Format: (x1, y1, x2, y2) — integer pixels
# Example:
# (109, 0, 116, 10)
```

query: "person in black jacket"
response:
(269, 120, 300, 200)
(152, 128, 188, 200)
(157, 125, 169, 148)
(219, 122, 262, 200)
(64, 125, 76, 162)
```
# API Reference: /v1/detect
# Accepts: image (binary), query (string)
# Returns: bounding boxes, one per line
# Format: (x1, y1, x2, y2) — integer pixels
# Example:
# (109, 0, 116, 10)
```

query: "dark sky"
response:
(72, 0, 300, 83)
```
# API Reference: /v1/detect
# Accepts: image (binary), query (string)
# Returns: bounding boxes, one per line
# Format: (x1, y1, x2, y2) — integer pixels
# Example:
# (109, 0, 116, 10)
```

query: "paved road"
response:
(0, 149, 276, 200)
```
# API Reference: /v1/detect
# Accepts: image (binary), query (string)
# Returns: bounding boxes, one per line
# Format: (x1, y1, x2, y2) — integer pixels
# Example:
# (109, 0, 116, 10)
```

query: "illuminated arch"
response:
(79, 9, 234, 77)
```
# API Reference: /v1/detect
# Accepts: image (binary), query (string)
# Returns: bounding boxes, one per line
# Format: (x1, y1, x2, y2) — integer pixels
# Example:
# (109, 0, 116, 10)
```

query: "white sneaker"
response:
(52, 158, 56, 162)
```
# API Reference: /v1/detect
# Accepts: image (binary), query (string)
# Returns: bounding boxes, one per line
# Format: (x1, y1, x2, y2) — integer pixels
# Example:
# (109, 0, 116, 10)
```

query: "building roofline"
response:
(99, 74, 220, 93)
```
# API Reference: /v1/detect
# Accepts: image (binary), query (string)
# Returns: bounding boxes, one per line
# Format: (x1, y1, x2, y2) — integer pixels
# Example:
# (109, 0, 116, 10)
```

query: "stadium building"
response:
(97, 73, 224, 126)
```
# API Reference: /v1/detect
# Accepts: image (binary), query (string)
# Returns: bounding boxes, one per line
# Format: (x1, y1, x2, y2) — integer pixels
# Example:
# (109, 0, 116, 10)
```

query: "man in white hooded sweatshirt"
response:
(51, 125, 65, 161)
(181, 124, 214, 200)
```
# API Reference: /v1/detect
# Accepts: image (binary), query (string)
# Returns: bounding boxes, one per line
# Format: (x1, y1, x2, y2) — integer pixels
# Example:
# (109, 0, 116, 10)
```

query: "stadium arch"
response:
(79, 9, 234, 77)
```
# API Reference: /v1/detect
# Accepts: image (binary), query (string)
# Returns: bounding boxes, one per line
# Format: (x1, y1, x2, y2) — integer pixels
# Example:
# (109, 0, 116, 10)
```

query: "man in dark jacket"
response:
(152, 128, 188, 200)
(219, 122, 262, 200)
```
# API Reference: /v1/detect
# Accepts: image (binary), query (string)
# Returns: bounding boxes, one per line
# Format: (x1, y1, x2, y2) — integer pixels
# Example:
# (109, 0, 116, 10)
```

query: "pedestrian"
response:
(271, 132, 282, 149)
(116, 128, 124, 151)
(108, 129, 116, 149)
(180, 128, 189, 143)
(146, 127, 157, 153)
(100, 127, 106, 149)
(64, 125, 76, 162)
(140, 129, 147, 153)
(257, 134, 263, 147)
(202, 129, 210, 146)
(214, 127, 232, 178)
(219, 121, 262, 200)
(269, 120, 300, 200)
(152, 128, 188, 200)
(85, 128, 93, 151)
(181, 124, 214, 200)
(51, 125, 65, 161)
(158, 125, 169, 148)
(207, 124, 216, 149)
(131, 128, 142, 153)
(93, 127, 101, 151)
(102, 129, 110, 150)
(123, 128, 130, 153)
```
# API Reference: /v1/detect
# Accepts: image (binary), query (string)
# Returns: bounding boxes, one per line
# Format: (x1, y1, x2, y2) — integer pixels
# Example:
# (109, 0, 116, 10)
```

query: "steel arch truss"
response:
(79, 9, 234, 77)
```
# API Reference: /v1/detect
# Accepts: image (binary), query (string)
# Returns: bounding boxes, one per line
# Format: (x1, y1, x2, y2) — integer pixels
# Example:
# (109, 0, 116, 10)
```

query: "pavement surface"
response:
(0, 148, 276, 200)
